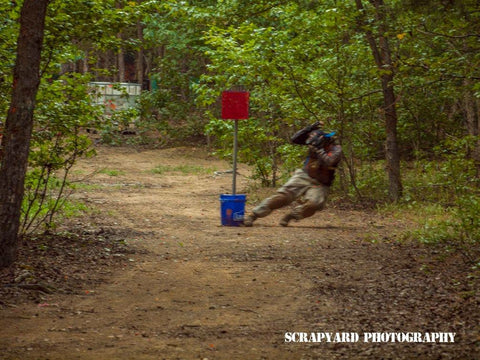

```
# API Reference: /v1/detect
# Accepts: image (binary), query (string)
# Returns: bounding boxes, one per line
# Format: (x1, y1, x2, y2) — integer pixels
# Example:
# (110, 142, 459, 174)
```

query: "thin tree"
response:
(0, 0, 50, 268)
(355, 0, 403, 201)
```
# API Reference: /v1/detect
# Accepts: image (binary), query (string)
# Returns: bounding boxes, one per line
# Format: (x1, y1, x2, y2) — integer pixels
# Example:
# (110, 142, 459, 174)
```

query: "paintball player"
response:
(243, 121, 342, 227)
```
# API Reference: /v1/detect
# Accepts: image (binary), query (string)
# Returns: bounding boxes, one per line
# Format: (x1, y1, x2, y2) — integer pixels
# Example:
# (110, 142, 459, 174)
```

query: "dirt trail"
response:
(0, 146, 478, 359)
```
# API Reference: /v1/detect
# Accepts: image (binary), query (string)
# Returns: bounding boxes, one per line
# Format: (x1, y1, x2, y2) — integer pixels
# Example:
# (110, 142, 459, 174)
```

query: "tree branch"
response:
(347, 89, 383, 101)
(286, 63, 322, 122)
(418, 24, 480, 39)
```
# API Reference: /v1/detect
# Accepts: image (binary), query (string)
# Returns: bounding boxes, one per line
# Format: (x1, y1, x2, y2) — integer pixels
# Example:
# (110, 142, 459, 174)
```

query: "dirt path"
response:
(1, 146, 478, 359)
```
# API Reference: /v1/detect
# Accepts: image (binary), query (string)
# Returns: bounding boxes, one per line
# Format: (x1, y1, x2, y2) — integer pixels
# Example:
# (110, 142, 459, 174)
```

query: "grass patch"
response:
(71, 183, 104, 191)
(57, 199, 90, 219)
(149, 164, 217, 175)
(99, 169, 125, 177)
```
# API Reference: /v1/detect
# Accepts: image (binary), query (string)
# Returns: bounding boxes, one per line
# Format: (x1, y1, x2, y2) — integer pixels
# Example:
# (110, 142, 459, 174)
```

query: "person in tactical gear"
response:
(243, 121, 342, 227)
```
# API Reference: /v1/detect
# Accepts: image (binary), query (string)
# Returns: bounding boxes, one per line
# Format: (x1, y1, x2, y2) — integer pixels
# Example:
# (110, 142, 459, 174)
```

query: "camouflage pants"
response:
(252, 169, 330, 220)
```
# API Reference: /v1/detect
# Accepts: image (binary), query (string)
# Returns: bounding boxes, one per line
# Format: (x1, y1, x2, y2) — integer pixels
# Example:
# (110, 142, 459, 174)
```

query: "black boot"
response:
(243, 213, 257, 227)
(279, 213, 295, 227)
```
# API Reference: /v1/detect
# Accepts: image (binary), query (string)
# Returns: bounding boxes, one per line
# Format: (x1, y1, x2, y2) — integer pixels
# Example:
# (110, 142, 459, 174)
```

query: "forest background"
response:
(0, 0, 479, 271)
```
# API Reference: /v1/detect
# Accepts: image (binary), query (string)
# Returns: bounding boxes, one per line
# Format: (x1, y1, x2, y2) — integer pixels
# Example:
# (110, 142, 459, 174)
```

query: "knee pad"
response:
(302, 201, 318, 218)
(267, 193, 292, 209)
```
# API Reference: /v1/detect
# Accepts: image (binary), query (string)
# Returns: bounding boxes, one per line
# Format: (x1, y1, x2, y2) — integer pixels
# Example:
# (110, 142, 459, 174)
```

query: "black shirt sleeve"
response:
(291, 126, 312, 145)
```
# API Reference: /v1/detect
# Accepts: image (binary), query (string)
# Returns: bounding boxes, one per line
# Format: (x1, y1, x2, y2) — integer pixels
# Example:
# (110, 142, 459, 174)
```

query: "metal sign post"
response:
(221, 91, 249, 194)
(219, 90, 249, 226)
(232, 119, 239, 194)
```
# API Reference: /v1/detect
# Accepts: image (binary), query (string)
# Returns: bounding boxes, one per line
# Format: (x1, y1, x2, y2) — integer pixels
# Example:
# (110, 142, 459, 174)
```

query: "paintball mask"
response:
(306, 130, 336, 148)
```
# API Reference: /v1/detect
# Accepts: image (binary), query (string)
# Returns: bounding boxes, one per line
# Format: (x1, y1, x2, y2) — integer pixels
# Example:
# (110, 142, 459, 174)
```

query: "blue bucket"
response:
(220, 194, 246, 226)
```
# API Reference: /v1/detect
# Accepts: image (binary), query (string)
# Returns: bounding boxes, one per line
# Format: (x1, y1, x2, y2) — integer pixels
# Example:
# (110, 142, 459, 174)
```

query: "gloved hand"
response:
(311, 133, 325, 148)
(305, 121, 323, 132)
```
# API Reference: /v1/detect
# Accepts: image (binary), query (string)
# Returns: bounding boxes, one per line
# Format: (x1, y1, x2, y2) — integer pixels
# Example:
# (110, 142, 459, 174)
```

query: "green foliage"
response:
(99, 169, 125, 177)
(1, 0, 479, 264)
(99, 107, 141, 146)
(193, 1, 400, 186)
(387, 136, 480, 265)
(0, 0, 146, 234)
(0, 1, 19, 115)
(20, 73, 101, 234)
(399, 136, 479, 203)
(410, 137, 480, 264)
(205, 116, 289, 186)
(1, 0, 157, 235)
(354, 161, 390, 201)
(195, 4, 335, 184)
(12, 0, 158, 234)
(413, 195, 480, 266)
(21, 171, 88, 233)
(138, 1, 213, 143)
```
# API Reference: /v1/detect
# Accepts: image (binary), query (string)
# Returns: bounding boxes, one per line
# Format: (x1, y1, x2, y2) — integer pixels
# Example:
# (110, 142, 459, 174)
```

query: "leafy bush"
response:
(21, 74, 101, 234)
(136, 89, 207, 146)
(414, 195, 480, 266)
(399, 136, 480, 265)
(99, 107, 141, 146)
(22, 170, 88, 233)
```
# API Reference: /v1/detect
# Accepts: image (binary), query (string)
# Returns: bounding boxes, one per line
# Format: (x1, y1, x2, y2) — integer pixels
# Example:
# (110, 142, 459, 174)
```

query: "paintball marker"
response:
(306, 129, 336, 148)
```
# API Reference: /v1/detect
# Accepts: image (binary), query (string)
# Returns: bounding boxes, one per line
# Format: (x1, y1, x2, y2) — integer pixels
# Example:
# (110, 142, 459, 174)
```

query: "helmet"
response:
(307, 130, 336, 147)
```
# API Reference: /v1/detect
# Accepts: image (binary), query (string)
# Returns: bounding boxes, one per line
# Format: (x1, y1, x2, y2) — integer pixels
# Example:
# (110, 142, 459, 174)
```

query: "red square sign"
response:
(221, 91, 249, 120)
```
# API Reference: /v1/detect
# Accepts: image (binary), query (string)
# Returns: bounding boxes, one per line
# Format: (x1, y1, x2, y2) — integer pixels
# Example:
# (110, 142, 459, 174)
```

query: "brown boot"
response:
(279, 213, 295, 227)
(243, 213, 257, 227)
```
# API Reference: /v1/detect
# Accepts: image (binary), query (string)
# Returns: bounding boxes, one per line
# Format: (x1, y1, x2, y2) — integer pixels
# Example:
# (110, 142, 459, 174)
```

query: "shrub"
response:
(21, 74, 101, 234)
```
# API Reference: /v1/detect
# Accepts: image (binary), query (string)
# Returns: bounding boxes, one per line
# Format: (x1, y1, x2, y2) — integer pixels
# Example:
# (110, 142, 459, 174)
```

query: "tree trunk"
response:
(462, 79, 480, 178)
(118, 41, 125, 82)
(477, 97, 480, 179)
(136, 21, 145, 86)
(0, 0, 50, 268)
(477, 102, 480, 179)
(136, 0, 145, 86)
(82, 51, 89, 74)
(355, 0, 403, 201)
(382, 73, 402, 201)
